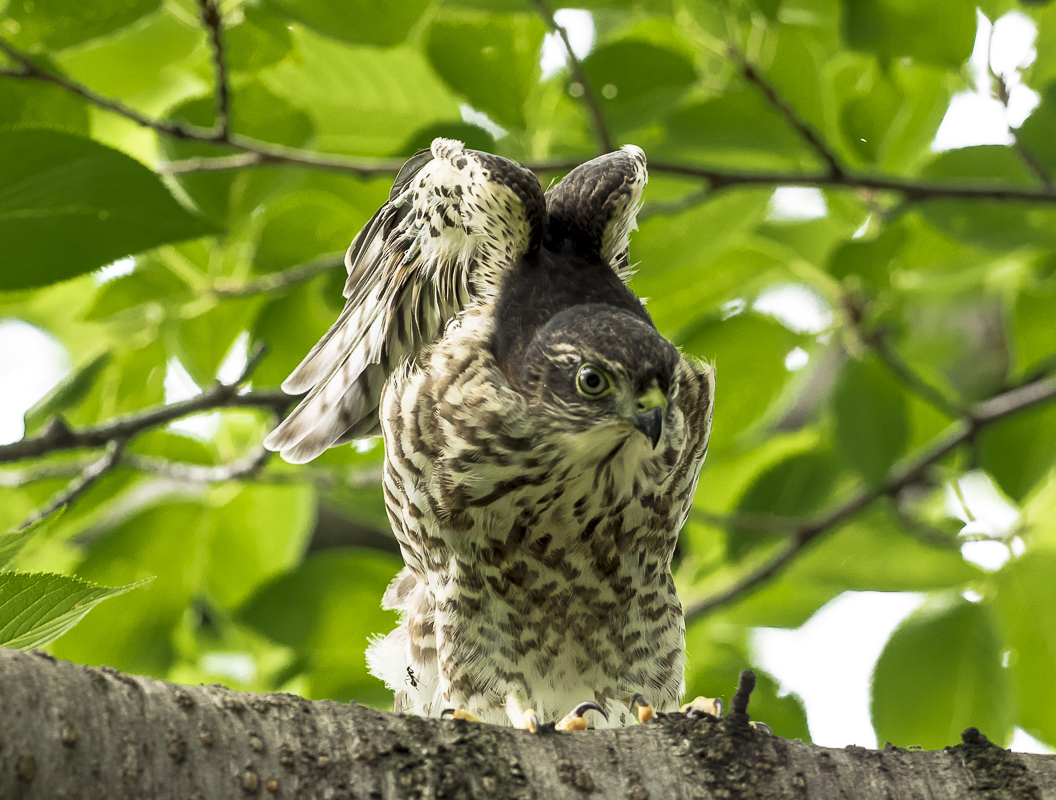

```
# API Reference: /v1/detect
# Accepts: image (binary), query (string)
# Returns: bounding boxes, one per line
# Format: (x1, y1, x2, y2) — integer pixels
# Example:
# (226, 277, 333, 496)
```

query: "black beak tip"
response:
(632, 407, 663, 449)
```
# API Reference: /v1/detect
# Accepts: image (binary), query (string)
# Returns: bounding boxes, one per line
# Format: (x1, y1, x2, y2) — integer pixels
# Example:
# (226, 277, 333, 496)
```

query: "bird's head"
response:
(519, 305, 680, 458)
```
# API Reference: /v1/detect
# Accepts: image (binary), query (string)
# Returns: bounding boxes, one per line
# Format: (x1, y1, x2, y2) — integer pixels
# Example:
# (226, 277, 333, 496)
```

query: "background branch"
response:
(16, 441, 125, 531)
(731, 46, 844, 178)
(684, 374, 1056, 621)
(195, 0, 230, 139)
(527, 0, 614, 153)
(210, 252, 345, 298)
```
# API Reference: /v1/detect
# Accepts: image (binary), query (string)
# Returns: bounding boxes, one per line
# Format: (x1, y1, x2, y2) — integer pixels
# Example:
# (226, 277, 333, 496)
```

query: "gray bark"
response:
(0, 647, 1052, 799)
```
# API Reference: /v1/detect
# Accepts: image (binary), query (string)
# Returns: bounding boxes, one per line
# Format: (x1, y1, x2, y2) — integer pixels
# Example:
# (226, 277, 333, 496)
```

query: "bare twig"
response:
(210, 252, 344, 298)
(684, 374, 1056, 621)
(160, 146, 408, 177)
(730, 45, 843, 179)
(639, 186, 712, 219)
(995, 75, 1054, 191)
(196, 0, 230, 138)
(16, 440, 125, 531)
(527, 0, 614, 153)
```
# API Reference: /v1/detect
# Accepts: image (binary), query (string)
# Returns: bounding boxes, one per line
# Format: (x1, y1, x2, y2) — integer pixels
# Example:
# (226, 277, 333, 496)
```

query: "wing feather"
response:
(264, 138, 544, 463)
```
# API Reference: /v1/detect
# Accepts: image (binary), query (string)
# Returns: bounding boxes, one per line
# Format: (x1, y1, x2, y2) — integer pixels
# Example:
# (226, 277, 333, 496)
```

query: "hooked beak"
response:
(631, 386, 667, 449)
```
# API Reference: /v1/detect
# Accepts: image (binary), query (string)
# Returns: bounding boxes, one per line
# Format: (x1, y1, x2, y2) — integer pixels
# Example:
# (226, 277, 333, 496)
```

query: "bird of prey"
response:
(264, 139, 714, 730)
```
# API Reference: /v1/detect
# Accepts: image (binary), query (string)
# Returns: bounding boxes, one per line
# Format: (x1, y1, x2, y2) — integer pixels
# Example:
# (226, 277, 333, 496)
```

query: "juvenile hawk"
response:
(264, 140, 714, 730)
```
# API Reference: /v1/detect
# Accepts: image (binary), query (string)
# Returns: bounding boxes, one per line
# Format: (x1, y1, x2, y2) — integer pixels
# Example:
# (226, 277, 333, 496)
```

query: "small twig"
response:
(730, 45, 843, 179)
(0, 37, 220, 142)
(211, 252, 344, 298)
(639, 186, 712, 219)
(123, 448, 271, 483)
(853, 320, 966, 419)
(160, 144, 408, 177)
(527, 0, 614, 153)
(684, 374, 1056, 621)
(17, 440, 125, 530)
(995, 75, 1054, 191)
(690, 508, 797, 536)
(891, 504, 961, 549)
(196, 0, 230, 139)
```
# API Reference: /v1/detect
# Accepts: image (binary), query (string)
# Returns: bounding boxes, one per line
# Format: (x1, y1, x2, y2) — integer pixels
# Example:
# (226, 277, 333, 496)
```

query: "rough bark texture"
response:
(1, 647, 1053, 800)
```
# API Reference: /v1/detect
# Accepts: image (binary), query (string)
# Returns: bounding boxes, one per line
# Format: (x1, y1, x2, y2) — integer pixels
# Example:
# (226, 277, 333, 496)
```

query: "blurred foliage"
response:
(1, 0, 1055, 752)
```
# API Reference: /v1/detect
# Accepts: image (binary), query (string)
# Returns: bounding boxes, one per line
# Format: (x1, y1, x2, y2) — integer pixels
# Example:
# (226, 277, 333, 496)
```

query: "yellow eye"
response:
(576, 364, 612, 398)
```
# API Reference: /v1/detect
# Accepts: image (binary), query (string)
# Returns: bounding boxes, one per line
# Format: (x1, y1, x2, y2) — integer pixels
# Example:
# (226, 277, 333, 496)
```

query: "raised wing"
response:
(264, 138, 545, 464)
(543, 144, 647, 280)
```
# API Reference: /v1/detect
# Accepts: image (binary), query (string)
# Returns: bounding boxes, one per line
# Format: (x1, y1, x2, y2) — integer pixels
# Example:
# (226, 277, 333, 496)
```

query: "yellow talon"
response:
(440, 708, 484, 723)
(523, 709, 540, 734)
(681, 697, 722, 718)
(555, 701, 607, 732)
(630, 693, 655, 723)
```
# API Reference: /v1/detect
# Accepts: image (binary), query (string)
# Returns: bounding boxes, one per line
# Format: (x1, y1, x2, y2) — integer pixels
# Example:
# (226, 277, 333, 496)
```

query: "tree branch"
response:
(527, 0, 614, 153)
(3, 42, 1055, 207)
(15, 440, 125, 531)
(210, 252, 345, 298)
(0, 347, 291, 465)
(684, 374, 1056, 621)
(0, 37, 221, 142)
(195, 0, 230, 139)
(730, 46, 844, 179)
(3, 648, 1053, 800)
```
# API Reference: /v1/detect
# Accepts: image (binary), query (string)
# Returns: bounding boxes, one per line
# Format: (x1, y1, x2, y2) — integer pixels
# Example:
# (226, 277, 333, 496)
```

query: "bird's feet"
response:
(681, 696, 723, 719)
(507, 697, 607, 732)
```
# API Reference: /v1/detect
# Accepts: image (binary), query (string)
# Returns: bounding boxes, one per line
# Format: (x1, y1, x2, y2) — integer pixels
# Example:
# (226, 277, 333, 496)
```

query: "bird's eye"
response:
(576, 364, 612, 398)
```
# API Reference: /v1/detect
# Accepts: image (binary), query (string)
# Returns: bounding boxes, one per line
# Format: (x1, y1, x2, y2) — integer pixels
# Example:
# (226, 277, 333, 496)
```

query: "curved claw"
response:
(555, 702, 608, 732)
(750, 720, 772, 734)
(681, 696, 722, 719)
(629, 693, 655, 723)
(441, 708, 483, 723)
(523, 709, 541, 734)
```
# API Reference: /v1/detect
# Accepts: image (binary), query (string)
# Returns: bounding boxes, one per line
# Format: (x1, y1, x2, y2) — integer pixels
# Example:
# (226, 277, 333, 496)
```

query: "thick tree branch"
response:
(527, 0, 614, 153)
(684, 374, 1056, 621)
(2, 648, 1053, 800)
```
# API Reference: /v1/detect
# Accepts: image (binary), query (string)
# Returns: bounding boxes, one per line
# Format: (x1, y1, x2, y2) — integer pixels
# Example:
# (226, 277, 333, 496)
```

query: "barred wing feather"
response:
(264, 138, 545, 464)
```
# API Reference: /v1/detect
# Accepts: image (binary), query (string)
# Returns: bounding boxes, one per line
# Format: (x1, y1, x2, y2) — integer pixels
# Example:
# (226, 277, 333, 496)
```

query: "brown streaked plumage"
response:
(265, 139, 714, 728)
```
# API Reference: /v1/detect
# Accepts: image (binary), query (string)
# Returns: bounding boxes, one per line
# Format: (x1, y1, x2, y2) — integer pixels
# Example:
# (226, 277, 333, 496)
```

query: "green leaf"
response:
(264, 0, 430, 46)
(81, 261, 192, 322)
(581, 39, 697, 131)
(7, 0, 161, 50)
(1011, 279, 1056, 380)
(0, 130, 216, 290)
(425, 12, 546, 129)
(0, 571, 143, 650)
(169, 297, 261, 386)
(0, 78, 91, 134)
(994, 552, 1056, 748)
(978, 404, 1056, 502)
(678, 312, 806, 451)
(252, 190, 364, 274)
(226, 5, 293, 73)
(871, 596, 1014, 749)
(826, 225, 906, 291)
(663, 92, 816, 170)
(918, 147, 1056, 251)
(240, 549, 401, 705)
(23, 352, 110, 436)
(0, 513, 61, 569)
(1017, 83, 1056, 175)
(205, 484, 315, 610)
(833, 357, 910, 487)
(841, 0, 977, 68)
(262, 29, 461, 157)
